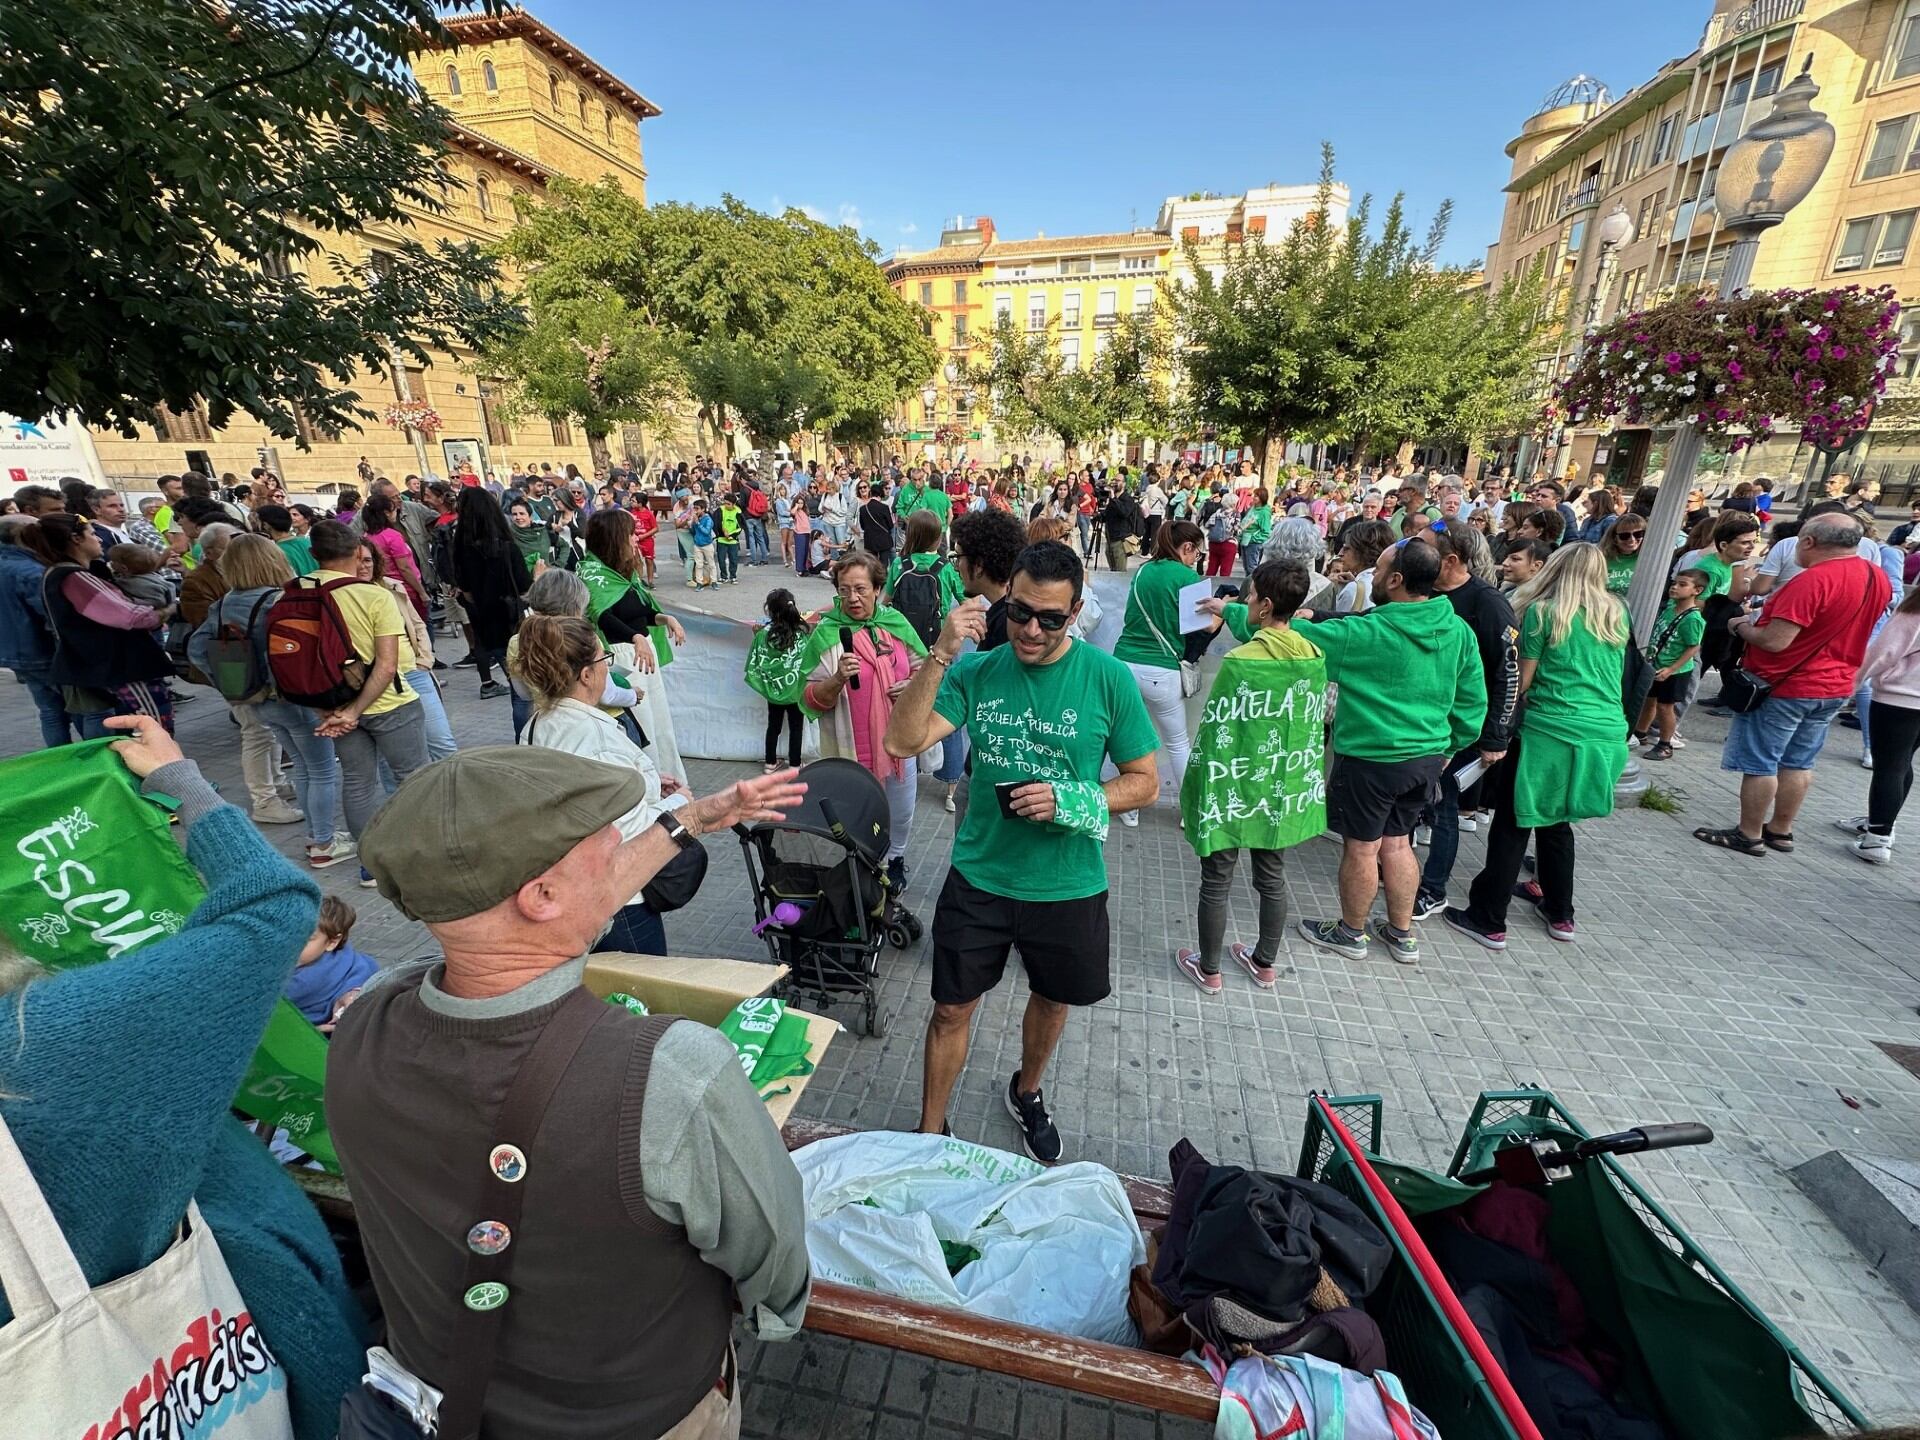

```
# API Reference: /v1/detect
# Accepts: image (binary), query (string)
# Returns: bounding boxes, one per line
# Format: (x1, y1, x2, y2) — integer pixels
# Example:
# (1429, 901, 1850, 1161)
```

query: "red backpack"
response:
(267, 575, 383, 710)
(746, 485, 770, 519)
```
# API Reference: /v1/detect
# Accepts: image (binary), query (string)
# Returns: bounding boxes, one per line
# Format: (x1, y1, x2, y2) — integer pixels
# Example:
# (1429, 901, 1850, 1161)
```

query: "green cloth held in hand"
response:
(604, 992, 649, 1017)
(1046, 779, 1110, 842)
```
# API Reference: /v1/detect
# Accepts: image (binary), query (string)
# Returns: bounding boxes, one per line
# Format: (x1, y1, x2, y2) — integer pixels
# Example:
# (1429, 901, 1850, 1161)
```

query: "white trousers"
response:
(1126, 661, 1191, 803)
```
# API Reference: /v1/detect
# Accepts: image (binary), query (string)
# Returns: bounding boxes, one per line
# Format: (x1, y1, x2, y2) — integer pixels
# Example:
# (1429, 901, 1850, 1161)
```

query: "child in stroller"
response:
(736, 757, 921, 1036)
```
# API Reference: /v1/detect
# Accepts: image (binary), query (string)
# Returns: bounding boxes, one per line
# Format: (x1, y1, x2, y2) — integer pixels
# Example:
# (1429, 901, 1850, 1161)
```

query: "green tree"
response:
(680, 339, 828, 481)
(963, 313, 1169, 460)
(485, 293, 679, 471)
(500, 181, 936, 448)
(1166, 145, 1543, 469)
(1, 0, 521, 441)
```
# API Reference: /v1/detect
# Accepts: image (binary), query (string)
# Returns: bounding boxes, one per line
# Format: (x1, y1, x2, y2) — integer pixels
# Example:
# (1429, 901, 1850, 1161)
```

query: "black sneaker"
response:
(886, 856, 907, 893)
(1005, 1074, 1062, 1164)
(453, 652, 479, 668)
(478, 680, 508, 699)
(1410, 890, 1447, 921)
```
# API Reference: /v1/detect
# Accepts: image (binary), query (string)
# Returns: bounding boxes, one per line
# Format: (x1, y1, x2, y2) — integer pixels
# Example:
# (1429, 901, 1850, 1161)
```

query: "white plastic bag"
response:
(793, 1131, 1145, 1344)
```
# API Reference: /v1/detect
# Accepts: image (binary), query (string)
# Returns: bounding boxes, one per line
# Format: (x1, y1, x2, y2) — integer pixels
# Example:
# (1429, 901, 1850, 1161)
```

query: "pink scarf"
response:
(850, 627, 910, 780)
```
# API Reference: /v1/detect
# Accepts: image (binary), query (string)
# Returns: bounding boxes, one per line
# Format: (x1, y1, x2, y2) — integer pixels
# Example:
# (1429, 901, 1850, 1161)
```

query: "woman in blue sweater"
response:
(0, 716, 363, 1438)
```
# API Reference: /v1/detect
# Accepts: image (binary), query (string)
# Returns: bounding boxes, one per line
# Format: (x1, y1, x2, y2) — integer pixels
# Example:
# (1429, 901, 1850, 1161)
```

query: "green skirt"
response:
(1511, 728, 1627, 830)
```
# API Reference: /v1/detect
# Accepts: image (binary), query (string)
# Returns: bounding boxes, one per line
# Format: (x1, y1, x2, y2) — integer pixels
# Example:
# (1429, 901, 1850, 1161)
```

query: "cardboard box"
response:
(582, 953, 838, 1128)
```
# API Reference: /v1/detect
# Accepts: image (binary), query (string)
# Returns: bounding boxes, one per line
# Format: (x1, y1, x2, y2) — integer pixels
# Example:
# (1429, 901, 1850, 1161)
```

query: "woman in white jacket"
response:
(1842, 584, 1920, 865)
(514, 611, 692, 953)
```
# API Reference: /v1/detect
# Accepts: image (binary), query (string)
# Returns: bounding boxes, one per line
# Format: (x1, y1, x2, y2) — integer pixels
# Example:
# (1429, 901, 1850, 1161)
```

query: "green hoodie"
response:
(1294, 599, 1486, 763)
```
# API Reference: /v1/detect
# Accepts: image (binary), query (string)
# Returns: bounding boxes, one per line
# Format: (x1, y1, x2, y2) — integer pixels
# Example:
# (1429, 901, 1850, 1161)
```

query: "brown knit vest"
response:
(327, 973, 733, 1438)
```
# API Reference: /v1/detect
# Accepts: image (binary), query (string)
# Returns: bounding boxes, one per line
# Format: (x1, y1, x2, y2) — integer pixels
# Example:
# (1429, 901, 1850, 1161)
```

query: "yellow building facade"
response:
(80, 10, 660, 491)
(1484, 0, 1920, 500)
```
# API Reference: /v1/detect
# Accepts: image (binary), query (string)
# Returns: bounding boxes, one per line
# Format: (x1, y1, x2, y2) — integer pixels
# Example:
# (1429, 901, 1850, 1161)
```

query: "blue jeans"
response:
(510, 684, 533, 741)
(794, 532, 814, 574)
(1722, 695, 1845, 776)
(936, 725, 969, 784)
(1418, 767, 1463, 901)
(744, 517, 770, 564)
(593, 900, 666, 955)
(717, 541, 739, 581)
(408, 669, 457, 761)
(256, 698, 342, 847)
(16, 665, 75, 747)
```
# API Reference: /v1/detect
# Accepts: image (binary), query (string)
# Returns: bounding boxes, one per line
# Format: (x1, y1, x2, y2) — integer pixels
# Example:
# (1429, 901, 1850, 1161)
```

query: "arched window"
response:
(575, 89, 588, 126)
(477, 176, 493, 217)
(548, 71, 560, 109)
(482, 59, 497, 91)
(445, 65, 461, 96)
(602, 106, 612, 141)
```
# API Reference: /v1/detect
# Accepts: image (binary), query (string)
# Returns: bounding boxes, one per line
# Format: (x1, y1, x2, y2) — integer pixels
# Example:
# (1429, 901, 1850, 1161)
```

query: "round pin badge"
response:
(467, 1220, 512, 1256)
(488, 1144, 527, 1183)
(463, 1281, 509, 1312)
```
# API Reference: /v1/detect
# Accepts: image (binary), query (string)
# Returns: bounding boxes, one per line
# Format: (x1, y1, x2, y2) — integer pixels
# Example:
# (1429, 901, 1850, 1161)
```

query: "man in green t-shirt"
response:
(885, 541, 1159, 1163)
(1291, 538, 1486, 965)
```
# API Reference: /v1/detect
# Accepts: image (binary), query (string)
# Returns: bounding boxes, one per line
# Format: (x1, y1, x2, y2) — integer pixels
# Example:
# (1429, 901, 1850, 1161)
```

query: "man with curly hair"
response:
(949, 508, 1028, 653)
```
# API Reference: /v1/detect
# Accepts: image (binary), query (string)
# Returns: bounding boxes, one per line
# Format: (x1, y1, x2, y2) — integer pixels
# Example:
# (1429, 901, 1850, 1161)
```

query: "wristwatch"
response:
(653, 811, 698, 849)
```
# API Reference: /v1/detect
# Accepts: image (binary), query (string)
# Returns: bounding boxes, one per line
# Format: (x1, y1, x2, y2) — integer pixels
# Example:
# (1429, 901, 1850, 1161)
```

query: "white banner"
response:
(2, 413, 105, 489)
(660, 607, 822, 763)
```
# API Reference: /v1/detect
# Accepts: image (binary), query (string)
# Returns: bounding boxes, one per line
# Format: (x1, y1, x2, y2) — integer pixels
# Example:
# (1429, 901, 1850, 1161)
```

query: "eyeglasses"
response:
(1005, 598, 1073, 631)
(589, 651, 615, 668)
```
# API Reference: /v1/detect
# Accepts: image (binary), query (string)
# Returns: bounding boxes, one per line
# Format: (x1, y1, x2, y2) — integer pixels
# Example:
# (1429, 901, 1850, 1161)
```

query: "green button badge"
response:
(463, 1281, 510, 1312)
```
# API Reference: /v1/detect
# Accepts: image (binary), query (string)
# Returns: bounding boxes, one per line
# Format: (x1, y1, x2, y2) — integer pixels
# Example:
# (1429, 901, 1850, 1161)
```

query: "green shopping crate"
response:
(1296, 1088, 1869, 1440)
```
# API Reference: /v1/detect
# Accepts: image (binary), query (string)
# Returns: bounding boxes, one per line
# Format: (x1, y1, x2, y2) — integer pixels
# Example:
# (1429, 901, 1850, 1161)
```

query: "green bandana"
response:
(797, 600, 929, 678)
(577, 554, 672, 668)
(1178, 631, 1329, 857)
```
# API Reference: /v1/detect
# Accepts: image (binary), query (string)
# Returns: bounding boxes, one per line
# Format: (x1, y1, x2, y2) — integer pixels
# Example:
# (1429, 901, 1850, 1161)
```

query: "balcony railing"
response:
(1558, 181, 1601, 219)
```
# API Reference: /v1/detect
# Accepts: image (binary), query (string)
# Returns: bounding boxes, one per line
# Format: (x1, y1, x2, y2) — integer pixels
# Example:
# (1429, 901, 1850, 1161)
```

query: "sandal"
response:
(1693, 826, 1766, 856)
(1763, 828, 1795, 853)
(1646, 742, 1674, 761)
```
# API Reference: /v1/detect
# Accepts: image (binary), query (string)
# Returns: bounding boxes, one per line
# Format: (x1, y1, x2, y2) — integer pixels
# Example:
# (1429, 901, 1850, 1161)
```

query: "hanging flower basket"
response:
(934, 422, 968, 447)
(381, 400, 443, 437)
(1553, 285, 1903, 452)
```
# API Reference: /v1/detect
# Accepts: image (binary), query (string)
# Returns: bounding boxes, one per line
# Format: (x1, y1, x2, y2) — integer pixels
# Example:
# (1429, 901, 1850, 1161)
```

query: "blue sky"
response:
(533, 0, 1701, 267)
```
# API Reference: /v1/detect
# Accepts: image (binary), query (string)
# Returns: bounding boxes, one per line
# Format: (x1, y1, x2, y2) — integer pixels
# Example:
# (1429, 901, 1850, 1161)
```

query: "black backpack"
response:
(891, 564, 945, 647)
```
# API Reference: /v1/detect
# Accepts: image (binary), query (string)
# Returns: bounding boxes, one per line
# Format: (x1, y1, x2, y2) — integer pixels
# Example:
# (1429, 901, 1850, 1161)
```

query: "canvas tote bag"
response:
(0, 1111, 295, 1439)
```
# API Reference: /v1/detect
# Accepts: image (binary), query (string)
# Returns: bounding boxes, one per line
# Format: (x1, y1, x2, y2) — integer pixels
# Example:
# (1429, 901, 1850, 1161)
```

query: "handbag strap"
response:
(434, 986, 606, 1440)
(0, 1109, 93, 1316)
(1130, 579, 1181, 665)
(1745, 569, 1881, 689)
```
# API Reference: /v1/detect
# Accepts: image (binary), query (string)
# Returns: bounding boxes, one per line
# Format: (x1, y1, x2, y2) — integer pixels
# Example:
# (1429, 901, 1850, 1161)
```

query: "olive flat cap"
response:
(359, 747, 644, 922)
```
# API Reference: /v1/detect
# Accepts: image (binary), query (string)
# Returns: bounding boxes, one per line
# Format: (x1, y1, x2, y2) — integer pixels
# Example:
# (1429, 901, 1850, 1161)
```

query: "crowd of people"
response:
(1, 447, 1914, 1440)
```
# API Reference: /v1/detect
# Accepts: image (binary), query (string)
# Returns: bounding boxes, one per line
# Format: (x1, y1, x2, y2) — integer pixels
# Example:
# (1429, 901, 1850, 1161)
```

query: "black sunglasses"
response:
(1006, 598, 1072, 632)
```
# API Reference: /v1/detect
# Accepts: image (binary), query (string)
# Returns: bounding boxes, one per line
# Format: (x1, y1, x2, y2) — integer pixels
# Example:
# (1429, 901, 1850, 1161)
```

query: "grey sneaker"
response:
(1297, 918, 1368, 962)
(1367, 919, 1420, 965)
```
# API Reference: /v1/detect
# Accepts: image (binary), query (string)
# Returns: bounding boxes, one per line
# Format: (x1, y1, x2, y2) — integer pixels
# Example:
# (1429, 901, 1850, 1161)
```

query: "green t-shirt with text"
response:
(933, 639, 1159, 900)
(1604, 552, 1637, 595)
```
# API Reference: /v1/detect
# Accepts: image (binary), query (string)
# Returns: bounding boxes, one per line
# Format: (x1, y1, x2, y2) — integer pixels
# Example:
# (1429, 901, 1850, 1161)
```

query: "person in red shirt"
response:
(1695, 514, 1891, 857)
(630, 499, 659, 585)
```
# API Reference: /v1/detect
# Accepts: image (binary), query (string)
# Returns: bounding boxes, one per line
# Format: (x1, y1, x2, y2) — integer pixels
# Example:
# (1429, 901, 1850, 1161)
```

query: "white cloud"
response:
(898, 221, 919, 236)
(792, 200, 866, 233)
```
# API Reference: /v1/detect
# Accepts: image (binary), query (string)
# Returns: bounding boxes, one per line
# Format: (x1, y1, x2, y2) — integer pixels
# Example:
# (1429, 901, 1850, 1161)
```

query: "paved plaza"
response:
(9, 555, 1920, 1436)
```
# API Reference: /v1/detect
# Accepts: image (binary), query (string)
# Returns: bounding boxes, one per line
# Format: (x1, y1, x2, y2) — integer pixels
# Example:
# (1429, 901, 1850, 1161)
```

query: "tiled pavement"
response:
(8, 554, 1920, 1435)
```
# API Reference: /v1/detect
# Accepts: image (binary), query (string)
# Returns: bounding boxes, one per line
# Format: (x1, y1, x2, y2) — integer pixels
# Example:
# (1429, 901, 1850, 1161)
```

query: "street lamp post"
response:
(1586, 204, 1637, 330)
(1621, 58, 1835, 650)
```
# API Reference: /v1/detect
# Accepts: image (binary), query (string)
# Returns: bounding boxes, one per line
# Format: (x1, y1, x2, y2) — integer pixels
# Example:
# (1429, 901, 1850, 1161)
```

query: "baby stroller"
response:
(735, 757, 922, 1037)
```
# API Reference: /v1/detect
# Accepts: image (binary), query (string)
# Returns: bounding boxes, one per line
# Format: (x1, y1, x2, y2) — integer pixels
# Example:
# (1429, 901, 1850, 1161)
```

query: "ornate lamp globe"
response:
(1716, 59, 1836, 230)
(920, 383, 938, 410)
(1596, 203, 1636, 250)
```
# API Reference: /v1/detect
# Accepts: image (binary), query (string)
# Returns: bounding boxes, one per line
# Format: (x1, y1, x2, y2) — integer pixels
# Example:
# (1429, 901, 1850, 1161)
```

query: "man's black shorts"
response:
(931, 868, 1111, 1007)
(1326, 754, 1446, 842)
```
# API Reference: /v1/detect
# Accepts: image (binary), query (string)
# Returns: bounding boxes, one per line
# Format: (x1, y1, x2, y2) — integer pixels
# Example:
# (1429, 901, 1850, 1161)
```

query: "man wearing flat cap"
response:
(327, 748, 809, 1440)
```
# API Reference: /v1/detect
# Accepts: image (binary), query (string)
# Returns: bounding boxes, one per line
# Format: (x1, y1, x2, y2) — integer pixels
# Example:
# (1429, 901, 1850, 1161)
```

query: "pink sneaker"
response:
(1229, 943, 1277, 988)
(1545, 917, 1577, 943)
(1174, 949, 1223, 994)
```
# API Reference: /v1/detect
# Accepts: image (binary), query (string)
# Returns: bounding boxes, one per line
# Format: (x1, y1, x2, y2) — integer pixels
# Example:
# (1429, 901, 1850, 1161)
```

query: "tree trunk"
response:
(586, 428, 612, 474)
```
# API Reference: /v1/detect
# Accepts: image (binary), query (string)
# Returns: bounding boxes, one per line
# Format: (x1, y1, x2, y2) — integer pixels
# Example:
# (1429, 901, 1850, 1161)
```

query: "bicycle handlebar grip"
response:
(1630, 1122, 1715, 1152)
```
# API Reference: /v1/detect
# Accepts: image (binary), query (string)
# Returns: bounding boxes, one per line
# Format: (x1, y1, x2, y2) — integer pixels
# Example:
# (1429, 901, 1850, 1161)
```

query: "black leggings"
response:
(1462, 734, 1579, 929)
(765, 702, 803, 767)
(1867, 700, 1920, 835)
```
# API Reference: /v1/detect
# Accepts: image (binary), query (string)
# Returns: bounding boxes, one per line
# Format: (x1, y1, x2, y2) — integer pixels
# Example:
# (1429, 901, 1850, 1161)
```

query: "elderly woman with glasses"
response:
(801, 550, 929, 890)
(1599, 515, 1649, 594)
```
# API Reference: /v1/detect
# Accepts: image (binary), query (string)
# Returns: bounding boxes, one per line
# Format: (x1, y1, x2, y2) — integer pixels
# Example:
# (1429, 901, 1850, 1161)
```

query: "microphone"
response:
(839, 626, 860, 690)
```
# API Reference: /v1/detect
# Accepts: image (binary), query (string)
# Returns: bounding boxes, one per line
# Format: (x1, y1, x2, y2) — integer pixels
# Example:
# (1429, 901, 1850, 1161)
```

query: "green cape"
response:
(1178, 628, 1329, 857)
(745, 624, 814, 705)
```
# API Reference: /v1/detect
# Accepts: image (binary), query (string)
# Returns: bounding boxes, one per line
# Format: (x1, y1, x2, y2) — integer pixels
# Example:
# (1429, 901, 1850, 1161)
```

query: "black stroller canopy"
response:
(751, 757, 890, 867)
